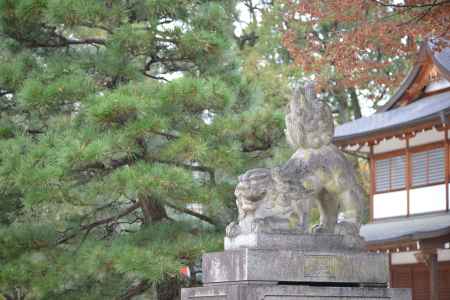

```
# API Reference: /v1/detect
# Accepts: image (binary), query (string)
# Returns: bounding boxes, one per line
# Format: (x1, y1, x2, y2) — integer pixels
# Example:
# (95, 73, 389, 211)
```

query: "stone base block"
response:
(181, 284, 411, 300)
(203, 249, 388, 285)
(225, 233, 366, 252)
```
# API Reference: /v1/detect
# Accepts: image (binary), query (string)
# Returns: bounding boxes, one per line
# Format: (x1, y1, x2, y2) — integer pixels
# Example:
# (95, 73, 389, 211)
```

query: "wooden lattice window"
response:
(375, 155, 406, 193)
(411, 147, 445, 188)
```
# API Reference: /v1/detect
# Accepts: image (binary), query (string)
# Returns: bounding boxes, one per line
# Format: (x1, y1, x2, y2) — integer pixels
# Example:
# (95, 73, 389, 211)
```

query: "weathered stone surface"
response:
(181, 84, 411, 300)
(226, 83, 366, 240)
(181, 284, 412, 300)
(202, 249, 389, 285)
(224, 232, 366, 252)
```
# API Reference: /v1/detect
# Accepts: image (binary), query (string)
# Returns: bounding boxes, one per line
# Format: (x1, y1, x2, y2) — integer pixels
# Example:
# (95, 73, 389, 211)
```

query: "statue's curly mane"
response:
(285, 83, 334, 149)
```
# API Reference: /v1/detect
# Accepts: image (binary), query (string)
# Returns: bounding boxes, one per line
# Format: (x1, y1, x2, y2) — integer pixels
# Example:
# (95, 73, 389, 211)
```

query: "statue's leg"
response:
(337, 188, 362, 226)
(302, 197, 312, 233)
(292, 197, 310, 233)
(316, 189, 338, 233)
(332, 164, 364, 226)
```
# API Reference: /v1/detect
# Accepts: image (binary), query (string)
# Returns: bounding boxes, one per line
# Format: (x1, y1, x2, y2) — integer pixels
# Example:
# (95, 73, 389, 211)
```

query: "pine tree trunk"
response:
(348, 87, 362, 120)
(156, 277, 182, 300)
(139, 195, 168, 224)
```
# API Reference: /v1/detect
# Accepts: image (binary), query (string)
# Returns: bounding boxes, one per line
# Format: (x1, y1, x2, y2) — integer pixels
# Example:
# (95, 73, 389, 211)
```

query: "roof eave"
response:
(377, 38, 450, 113)
(376, 64, 422, 113)
(363, 226, 450, 246)
(333, 110, 449, 146)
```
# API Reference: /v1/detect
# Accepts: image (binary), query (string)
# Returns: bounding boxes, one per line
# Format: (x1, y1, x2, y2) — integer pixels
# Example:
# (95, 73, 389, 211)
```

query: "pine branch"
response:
(79, 22, 114, 34)
(1, 293, 13, 300)
(0, 88, 12, 97)
(242, 143, 272, 152)
(150, 130, 179, 140)
(145, 156, 214, 174)
(80, 202, 140, 231)
(142, 72, 169, 82)
(26, 128, 45, 135)
(119, 280, 151, 300)
(72, 152, 214, 180)
(71, 154, 142, 176)
(27, 37, 106, 48)
(57, 202, 141, 244)
(13, 27, 107, 49)
(165, 201, 221, 226)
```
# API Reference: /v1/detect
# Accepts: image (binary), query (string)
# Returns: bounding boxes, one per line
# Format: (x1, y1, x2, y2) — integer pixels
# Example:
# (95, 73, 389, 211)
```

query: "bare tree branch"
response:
(370, 0, 450, 8)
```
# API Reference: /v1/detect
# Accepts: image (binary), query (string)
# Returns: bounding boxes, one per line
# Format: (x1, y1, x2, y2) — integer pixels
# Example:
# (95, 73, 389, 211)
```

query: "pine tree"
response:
(0, 1, 287, 299)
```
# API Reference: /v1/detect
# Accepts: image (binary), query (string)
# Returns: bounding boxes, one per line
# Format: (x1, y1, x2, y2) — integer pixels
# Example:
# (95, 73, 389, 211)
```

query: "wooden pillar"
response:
(429, 253, 439, 300)
(416, 249, 440, 300)
(445, 127, 449, 212)
(369, 144, 375, 222)
(406, 135, 411, 217)
(388, 251, 393, 288)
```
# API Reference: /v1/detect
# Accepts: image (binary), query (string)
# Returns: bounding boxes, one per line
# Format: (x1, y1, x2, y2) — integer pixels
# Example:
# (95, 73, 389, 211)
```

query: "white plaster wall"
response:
(374, 136, 405, 154)
(373, 128, 444, 154)
(373, 190, 408, 219)
(344, 144, 370, 153)
(409, 128, 445, 148)
(409, 184, 447, 215)
(391, 251, 419, 265)
(391, 249, 450, 265)
(438, 249, 450, 262)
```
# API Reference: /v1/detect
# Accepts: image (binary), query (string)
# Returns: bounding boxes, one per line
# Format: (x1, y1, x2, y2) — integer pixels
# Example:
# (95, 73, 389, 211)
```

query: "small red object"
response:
(180, 266, 191, 278)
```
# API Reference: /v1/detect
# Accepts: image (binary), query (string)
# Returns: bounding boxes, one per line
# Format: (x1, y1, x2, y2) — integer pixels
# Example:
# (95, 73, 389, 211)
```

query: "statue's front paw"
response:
(334, 221, 359, 236)
(250, 219, 272, 234)
(311, 223, 327, 234)
(225, 222, 240, 237)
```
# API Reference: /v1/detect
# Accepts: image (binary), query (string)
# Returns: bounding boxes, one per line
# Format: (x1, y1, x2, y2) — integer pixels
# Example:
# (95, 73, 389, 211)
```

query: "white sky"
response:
(163, 2, 388, 117)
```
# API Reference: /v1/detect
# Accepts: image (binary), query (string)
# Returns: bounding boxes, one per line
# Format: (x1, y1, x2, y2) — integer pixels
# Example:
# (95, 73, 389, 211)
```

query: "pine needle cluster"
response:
(0, 1, 289, 299)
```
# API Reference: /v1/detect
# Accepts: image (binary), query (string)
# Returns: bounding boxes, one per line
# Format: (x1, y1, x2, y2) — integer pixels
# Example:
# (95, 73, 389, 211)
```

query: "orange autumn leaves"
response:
(282, 0, 450, 90)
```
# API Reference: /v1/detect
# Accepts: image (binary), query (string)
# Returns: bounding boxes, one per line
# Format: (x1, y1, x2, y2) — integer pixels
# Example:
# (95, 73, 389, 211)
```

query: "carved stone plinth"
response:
(203, 248, 388, 286)
(182, 284, 411, 300)
(224, 232, 366, 252)
(181, 234, 411, 300)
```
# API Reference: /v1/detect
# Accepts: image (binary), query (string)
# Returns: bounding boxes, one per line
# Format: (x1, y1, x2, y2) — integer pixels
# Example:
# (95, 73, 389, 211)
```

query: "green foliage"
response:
(0, 52, 36, 91)
(46, 0, 122, 27)
(0, 0, 297, 299)
(0, 222, 222, 299)
(0, 0, 47, 43)
(19, 69, 95, 111)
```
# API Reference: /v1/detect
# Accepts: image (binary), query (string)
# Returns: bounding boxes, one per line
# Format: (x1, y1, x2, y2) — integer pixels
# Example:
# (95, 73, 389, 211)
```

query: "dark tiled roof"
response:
(432, 38, 450, 79)
(333, 91, 450, 142)
(360, 212, 450, 245)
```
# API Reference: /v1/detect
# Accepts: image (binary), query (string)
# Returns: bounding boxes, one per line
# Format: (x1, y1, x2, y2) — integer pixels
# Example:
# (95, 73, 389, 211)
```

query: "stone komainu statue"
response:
(226, 83, 365, 238)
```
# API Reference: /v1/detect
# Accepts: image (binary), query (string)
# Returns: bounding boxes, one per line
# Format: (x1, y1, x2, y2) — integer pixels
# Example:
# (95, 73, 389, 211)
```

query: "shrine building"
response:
(334, 38, 450, 300)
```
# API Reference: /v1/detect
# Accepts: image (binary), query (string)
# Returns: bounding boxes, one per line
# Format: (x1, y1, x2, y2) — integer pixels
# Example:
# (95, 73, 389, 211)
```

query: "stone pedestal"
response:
(203, 248, 388, 285)
(181, 234, 411, 300)
(182, 284, 411, 299)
